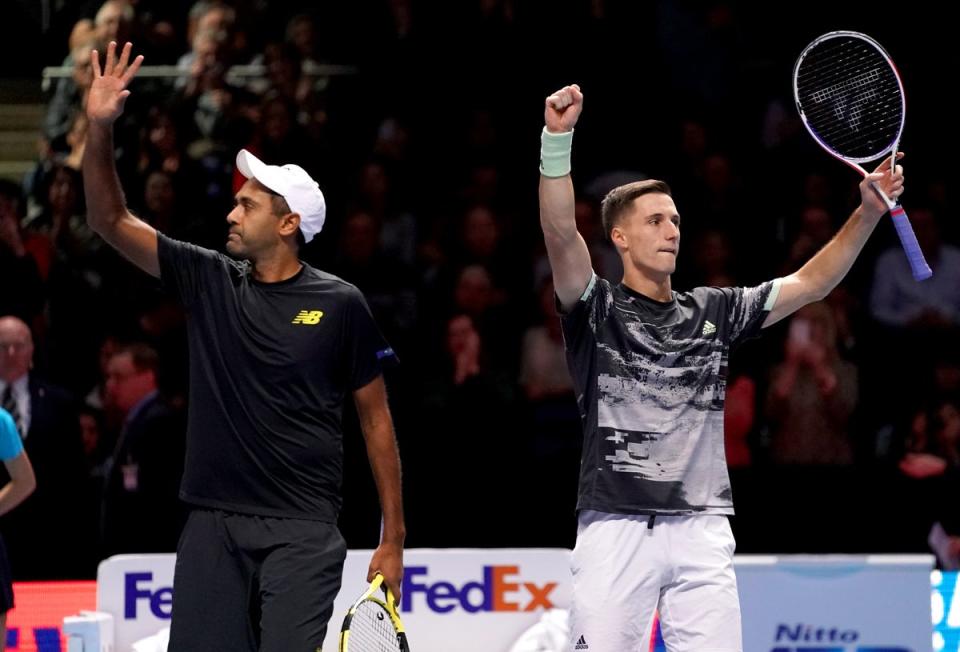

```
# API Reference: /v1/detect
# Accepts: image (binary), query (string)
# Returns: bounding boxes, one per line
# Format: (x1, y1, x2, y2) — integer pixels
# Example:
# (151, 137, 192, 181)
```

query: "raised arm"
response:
(83, 41, 160, 277)
(764, 154, 905, 327)
(539, 85, 593, 311)
(353, 375, 405, 601)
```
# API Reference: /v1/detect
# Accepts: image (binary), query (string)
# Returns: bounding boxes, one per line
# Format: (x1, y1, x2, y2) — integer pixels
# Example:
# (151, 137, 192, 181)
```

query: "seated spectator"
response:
(688, 228, 737, 288)
(899, 353, 960, 480)
(100, 344, 186, 555)
(355, 161, 417, 267)
(412, 315, 517, 546)
(725, 369, 757, 469)
(533, 199, 621, 290)
(173, 25, 256, 152)
(765, 302, 858, 465)
(0, 182, 44, 327)
(519, 280, 573, 402)
(44, 42, 85, 144)
(329, 210, 416, 349)
(779, 205, 837, 276)
(890, 350, 960, 554)
(870, 207, 960, 330)
(519, 281, 580, 543)
(176, 1, 237, 89)
(26, 110, 88, 215)
(23, 164, 99, 280)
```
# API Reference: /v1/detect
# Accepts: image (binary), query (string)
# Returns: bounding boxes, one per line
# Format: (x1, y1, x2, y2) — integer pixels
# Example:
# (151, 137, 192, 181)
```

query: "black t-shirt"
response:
(561, 274, 776, 516)
(158, 234, 395, 521)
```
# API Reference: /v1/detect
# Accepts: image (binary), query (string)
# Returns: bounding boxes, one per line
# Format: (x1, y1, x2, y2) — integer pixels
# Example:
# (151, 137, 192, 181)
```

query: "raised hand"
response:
(86, 41, 144, 126)
(860, 151, 904, 220)
(544, 84, 583, 134)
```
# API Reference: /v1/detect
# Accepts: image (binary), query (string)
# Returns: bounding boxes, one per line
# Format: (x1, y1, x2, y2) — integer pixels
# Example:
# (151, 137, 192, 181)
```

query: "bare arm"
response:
(540, 85, 593, 311)
(764, 155, 904, 327)
(0, 452, 36, 517)
(353, 375, 405, 601)
(83, 41, 160, 278)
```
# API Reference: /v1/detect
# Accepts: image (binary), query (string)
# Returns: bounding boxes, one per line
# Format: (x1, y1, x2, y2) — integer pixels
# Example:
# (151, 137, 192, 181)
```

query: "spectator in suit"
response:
(0, 316, 86, 579)
(100, 344, 185, 555)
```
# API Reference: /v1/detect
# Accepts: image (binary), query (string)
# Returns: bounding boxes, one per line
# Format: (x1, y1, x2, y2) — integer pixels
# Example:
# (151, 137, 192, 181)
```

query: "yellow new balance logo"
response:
(292, 310, 324, 325)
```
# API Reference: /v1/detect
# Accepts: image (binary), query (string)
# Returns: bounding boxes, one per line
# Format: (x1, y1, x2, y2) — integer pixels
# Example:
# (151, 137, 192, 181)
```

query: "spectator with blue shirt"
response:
(0, 407, 36, 652)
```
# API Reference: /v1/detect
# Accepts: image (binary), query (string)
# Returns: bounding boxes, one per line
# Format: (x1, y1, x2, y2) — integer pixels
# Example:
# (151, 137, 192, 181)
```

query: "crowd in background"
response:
(0, 0, 958, 579)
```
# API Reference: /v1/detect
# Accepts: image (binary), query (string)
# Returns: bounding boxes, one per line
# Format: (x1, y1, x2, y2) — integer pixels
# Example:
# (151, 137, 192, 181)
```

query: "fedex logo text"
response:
(125, 572, 173, 619)
(401, 566, 557, 613)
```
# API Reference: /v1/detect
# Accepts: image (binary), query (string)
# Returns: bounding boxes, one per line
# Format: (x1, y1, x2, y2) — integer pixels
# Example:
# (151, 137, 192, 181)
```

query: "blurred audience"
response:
(10, 0, 957, 567)
(765, 303, 858, 465)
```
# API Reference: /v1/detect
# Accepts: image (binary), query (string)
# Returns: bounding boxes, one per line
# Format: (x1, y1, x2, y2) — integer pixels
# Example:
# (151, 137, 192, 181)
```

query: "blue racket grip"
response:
(890, 205, 933, 281)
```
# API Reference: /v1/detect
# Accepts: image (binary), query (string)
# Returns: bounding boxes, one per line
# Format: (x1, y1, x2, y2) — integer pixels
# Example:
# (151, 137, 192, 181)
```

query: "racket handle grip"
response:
(890, 205, 933, 281)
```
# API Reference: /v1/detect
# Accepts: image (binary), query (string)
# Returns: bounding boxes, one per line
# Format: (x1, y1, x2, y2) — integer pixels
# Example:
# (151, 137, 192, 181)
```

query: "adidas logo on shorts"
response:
(702, 320, 717, 336)
(575, 634, 589, 650)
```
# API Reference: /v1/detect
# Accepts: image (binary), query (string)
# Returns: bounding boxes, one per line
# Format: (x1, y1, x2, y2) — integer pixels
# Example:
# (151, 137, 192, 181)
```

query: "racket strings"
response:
(796, 37, 902, 158)
(346, 601, 402, 652)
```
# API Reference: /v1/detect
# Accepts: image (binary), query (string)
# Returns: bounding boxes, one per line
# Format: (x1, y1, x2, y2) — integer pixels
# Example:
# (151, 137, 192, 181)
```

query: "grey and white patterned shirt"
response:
(561, 274, 779, 515)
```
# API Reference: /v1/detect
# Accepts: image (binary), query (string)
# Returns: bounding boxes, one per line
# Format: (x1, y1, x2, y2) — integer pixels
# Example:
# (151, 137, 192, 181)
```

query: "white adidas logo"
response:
(575, 635, 589, 650)
(702, 320, 716, 336)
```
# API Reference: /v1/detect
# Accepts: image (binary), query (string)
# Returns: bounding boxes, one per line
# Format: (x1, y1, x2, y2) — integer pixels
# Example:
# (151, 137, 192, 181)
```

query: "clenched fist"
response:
(544, 85, 583, 134)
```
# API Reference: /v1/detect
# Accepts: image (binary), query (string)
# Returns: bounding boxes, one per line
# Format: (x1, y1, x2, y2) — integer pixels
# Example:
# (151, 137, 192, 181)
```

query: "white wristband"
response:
(540, 127, 573, 177)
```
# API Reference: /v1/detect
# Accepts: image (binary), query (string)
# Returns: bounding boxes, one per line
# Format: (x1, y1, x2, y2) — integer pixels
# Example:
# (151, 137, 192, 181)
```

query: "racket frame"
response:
(338, 573, 410, 652)
(793, 30, 932, 280)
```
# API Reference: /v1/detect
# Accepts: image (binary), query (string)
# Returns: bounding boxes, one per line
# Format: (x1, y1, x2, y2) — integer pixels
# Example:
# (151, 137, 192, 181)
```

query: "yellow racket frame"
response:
(338, 572, 409, 652)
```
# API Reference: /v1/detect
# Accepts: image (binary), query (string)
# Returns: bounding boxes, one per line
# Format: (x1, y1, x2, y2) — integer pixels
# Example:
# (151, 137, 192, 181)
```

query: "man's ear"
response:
(279, 211, 301, 237)
(610, 224, 627, 252)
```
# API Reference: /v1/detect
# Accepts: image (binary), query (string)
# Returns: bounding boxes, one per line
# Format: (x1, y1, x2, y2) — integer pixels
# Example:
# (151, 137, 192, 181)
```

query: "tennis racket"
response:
(338, 572, 410, 652)
(793, 30, 932, 281)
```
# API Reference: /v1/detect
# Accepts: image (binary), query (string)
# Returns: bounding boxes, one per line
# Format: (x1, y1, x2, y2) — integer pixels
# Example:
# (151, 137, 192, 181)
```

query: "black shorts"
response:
(0, 534, 13, 613)
(168, 508, 347, 652)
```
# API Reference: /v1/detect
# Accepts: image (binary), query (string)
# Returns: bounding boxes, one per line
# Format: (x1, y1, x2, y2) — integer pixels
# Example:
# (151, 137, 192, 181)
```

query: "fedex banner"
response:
(96, 551, 933, 652)
(97, 554, 176, 650)
(96, 549, 572, 652)
(336, 549, 571, 651)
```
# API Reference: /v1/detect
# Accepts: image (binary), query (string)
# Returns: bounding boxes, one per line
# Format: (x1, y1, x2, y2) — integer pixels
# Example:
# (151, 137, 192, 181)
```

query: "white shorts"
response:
(569, 510, 741, 652)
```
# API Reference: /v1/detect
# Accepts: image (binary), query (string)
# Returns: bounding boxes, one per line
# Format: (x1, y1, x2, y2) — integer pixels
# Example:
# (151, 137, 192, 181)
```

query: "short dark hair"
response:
(116, 343, 159, 376)
(40, 163, 84, 208)
(269, 193, 291, 218)
(600, 179, 672, 241)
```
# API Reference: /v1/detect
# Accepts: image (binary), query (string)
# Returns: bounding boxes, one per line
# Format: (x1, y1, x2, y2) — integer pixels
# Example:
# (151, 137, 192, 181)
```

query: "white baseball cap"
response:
(235, 149, 326, 243)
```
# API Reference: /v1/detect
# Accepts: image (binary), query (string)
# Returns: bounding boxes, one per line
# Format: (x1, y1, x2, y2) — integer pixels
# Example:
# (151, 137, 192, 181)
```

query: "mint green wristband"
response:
(540, 127, 573, 177)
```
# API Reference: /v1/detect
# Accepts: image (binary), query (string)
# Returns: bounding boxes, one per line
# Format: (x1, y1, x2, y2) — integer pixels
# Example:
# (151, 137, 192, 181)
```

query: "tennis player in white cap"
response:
(82, 41, 405, 651)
